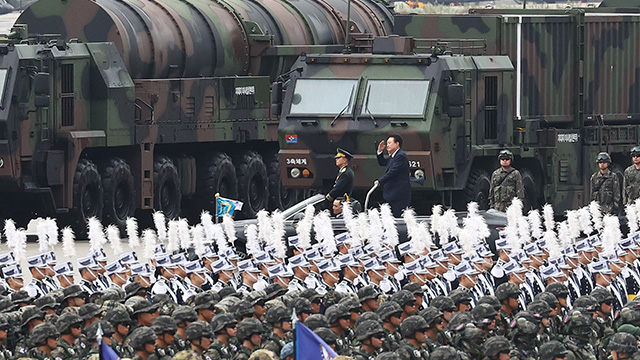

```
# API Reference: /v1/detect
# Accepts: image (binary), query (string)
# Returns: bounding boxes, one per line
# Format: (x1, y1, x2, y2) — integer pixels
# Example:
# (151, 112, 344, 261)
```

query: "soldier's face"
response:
(633, 154, 640, 164)
(335, 157, 347, 167)
(598, 162, 609, 170)
(500, 158, 511, 167)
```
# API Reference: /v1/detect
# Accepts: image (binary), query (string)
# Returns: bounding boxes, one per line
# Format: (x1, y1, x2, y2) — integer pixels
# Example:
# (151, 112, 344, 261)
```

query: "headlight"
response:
(290, 168, 301, 178)
(414, 169, 425, 178)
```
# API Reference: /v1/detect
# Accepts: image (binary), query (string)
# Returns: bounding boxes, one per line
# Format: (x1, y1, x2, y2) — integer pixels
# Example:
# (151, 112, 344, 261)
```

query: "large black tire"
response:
(235, 151, 269, 218)
(520, 168, 539, 211)
(101, 157, 135, 229)
(154, 156, 181, 219)
(69, 158, 103, 235)
(464, 168, 491, 210)
(266, 153, 299, 211)
(196, 152, 238, 213)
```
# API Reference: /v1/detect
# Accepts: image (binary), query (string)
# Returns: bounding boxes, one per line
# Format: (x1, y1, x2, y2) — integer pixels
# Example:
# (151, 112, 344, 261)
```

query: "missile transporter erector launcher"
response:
(0, 0, 392, 231)
(279, 7, 640, 214)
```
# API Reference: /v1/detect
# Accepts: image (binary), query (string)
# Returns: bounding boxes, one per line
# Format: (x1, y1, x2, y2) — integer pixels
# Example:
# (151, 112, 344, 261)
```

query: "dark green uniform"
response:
(112, 338, 135, 358)
(208, 339, 235, 360)
(26, 348, 57, 360)
(231, 345, 253, 360)
(396, 340, 430, 360)
(351, 347, 381, 360)
(382, 329, 401, 352)
(590, 169, 621, 214)
(326, 165, 354, 201)
(53, 338, 80, 359)
(261, 333, 286, 356)
(564, 337, 597, 360)
(624, 164, 640, 204)
(489, 167, 524, 211)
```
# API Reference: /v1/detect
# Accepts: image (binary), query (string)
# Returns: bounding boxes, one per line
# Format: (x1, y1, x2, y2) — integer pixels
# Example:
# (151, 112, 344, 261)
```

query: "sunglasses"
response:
(117, 323, 131, 327)
(602, 300, 613, 306)
(312, 299, 322, 305)
(391, 313, 403, 319)
(225, 323, 237, 329)
(405, 302, 417, 307)
(339, 315, 351, 321)
(71, 324, 83, 329)
(0, 327, 9, 332)
(509, 295, 520, 300)
(165, 331, 176, 336)
(371, 333, 385, 339)
(500, 351, 510, 355)
(255, 301, 266, 307)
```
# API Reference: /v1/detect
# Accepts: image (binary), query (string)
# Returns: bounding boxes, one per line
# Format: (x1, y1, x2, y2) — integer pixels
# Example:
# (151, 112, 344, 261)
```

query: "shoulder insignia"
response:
(179, 339, 186, 347)
(68, 348, 75, 355)
(340, 167, 347, 173)
(414, 350, 421, 358)
(158, 348, 166, 356)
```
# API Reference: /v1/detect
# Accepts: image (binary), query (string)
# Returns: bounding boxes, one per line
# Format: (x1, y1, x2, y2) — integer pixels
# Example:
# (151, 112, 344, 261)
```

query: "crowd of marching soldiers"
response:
(1, 225, 640, 360)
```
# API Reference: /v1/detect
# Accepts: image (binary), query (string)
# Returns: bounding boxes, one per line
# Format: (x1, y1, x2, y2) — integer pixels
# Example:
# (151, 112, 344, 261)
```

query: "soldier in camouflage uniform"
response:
(84, 320, 116, 360)
(54, 312, 83, 359)
(489, 150, 525, 212)
(104, 307, 135, 358)
(351, 320, 385, 360)
(624, 146, 640, 205)
(261, 306, 291, 356)
(210, 313, 238, 360)
(496, 282, 520, 338)
(172, 305, 197, 352)
(481, 336, 510, 360)
(151, 316, 179, 359)
(0, 315, 12, 360)
(26, 323, 59, 360)
(590, 152, 621, 214)
(563, 310, 597, 360)
(376, 301, 403, 352)
(538, 341, 568, 360)
(185, 321, 217, 360)
(509, 318, 539, 360)
(233, 318, 264, 360)
(420, 307, 445, 351)
(608, 332, 640, 360)
(129, 326, 159, 360)
(396, 316, 430, 360)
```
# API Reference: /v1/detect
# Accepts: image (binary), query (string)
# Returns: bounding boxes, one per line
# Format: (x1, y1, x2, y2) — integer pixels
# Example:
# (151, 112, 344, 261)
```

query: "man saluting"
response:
(326, 148, 355, 202)
(375, 134, 411, 217)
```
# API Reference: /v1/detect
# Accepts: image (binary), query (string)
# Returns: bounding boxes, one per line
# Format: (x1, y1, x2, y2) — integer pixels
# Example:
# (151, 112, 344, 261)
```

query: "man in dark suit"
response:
(375, 134, 411, 217)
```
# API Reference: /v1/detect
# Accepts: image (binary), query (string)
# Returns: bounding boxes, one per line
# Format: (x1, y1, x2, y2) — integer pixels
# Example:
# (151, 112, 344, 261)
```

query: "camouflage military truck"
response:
(0, 0, 392, 230)
(278, 2, 640, 214)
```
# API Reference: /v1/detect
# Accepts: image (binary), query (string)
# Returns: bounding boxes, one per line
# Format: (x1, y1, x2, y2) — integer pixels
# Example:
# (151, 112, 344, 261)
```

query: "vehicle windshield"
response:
(282, 194, 325, 220)
(363, 79, 429, 116)
(289, 79, 358, 115)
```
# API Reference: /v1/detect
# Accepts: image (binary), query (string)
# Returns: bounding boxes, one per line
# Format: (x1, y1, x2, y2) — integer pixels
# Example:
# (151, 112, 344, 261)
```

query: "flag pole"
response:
(215, 193, 220, 224)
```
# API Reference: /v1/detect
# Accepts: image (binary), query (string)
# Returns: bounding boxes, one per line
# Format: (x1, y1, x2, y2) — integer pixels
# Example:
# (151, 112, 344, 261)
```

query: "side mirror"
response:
(271, 81, 283, 116)
(447, 83, 464, 118)
(34, 72, 50, 95)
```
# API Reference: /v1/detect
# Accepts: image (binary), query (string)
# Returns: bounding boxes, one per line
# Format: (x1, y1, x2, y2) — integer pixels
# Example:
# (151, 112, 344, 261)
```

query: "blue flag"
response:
(100, 342, 120, 360)
(216, 196, 244, 217)
(296, 323, 338, 360)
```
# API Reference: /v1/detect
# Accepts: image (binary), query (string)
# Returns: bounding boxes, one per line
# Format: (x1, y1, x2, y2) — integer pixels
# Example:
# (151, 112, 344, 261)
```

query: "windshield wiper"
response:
(330, 85, 355, 126)
(363, 84, 378, 127)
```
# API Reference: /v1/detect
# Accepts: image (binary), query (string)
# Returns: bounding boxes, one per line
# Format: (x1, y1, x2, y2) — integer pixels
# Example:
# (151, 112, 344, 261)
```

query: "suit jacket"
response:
(377, 149, 411, 202)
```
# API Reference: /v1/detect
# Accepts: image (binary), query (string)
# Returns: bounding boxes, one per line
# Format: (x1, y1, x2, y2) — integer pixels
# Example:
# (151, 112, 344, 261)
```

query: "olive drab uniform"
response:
(564, 339, 597, 360)
(396, 341, 430, 360)
(624, 164, 640, 204)
(209, 339, 236, 360)
(590, 169, 621, 214)
(489, 167, 525, 212)
(53, 338, 80, 360)
(261, 334, 286, 356)
(351, 347, 382, 360)
(231, 345, 253, 360)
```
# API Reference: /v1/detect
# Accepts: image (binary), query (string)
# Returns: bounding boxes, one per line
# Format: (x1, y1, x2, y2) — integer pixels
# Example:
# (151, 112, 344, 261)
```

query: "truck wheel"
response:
(521, 168, 539, 211)
(72, 158, 103, 234)
(196, 152, 238, 213)
(266, 153, 298, 210)
(154, 156, 181, 220)
(101, 157, 135, 229)
(464, 168, 490, 210)
(235, 151, 269, 218)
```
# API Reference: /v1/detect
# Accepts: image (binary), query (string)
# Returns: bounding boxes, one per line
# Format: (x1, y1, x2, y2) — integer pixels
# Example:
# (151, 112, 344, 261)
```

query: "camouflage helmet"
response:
(399, 315, 428, 338)
(235, 300, 256, 318)
(448, 289, 471, 306)
(186, 320, 213, 341)
(591, 287, 614, 304)
(534, 292, 559, 309)
(448, 312, 474, 332)
(616, 307, 640, 327)
(358, 286, 380, 302)
(104, 308, 132, 326)
(573, 295, 598, 312)
(237, 318, 264, 341)
(172, 350, 202, 360)
(376, 301, 403, 321)
(539, 341, 569, 360)
(79, 303, 102, 320)
(354, 312, 381, 329)
(376, 353, 400, 360)
(545, 282, 569, 299)
(292, 298, 313, 315)
(325, 304, 350, 324)
(34, 295, 59, 311)
(609, 332, 639, 354)
(430, 296, 456, 312)
(419, 307, 443, 327)
(87, 320, 115, 339)
(482, 336, 510, 357)
(173, 306, 198, 324)
(339, 296, 362, 313)
(390, 290, 415, 308)
(265, 305, 291, 324)
(355, 319, 384, 341)
(495, 282, 521, 301)
(211, 313, 237, 333)
(21, 305, 44, 326)
(314, 327, 338, 345)
(304, 314, 329, 330)
(152, 315, 178, 334)
(471, 303, 497, 324)
(631, 146, 640, 156)
(430, 346, 461, 360)
(477, 296, 501, 312)
(0, 314, 8, 328)
(564, 310, 594, 337)
(596, 152, 612, 163)
(56, 312, 83, 334)
(527, 300, 552, 319)
(498, 149, 514, 160)
(29, 323, 59, 346)
(129, 326, 158, 350)
(510, 317, 538, 338)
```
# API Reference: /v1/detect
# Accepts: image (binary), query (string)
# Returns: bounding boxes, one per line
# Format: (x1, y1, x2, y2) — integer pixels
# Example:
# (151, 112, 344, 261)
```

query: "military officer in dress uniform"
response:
(335, 254, 361, 294)
(287, 254, 310, 293)
(326, 148, 355, 203)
